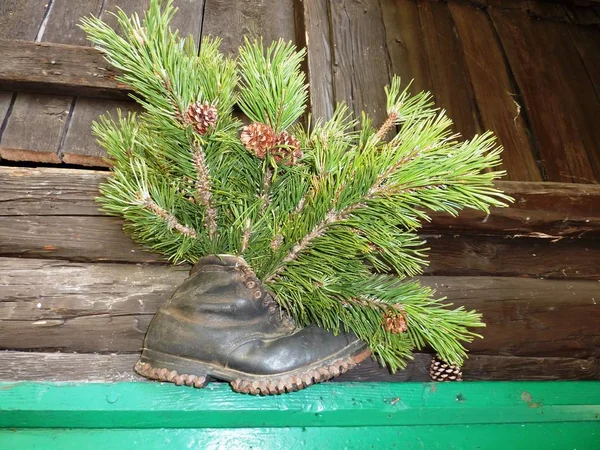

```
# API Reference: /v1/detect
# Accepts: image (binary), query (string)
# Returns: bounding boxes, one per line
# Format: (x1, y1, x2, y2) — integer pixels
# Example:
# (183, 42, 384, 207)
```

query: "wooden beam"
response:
(1, 258, 598, 357)
(0, 40, 130, 100)
(1, 167, 599, 236)
(0, 351, 597, 382)
(1, 381, 599, 432)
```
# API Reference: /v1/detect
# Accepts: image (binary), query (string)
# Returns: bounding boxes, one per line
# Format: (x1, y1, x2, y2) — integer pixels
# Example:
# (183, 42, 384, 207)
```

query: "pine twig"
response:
(260, 166, 274, 213)
(374, 112, 398, 142)
(142, 196, 198, 238)
(241, 218, 252, 252)
(192, 142, 218, 239)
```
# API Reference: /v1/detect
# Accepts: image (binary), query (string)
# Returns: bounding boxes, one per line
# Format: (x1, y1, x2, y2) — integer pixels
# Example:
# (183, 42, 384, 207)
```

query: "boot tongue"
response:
(190, 254, 248, 275)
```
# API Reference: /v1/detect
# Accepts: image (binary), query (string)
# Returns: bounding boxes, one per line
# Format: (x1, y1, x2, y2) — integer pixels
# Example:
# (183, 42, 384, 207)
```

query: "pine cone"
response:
(272, 131, 302, 166)
(241, 122, 277, 158)
(382, 309, 407, 334)
(187, 101, 218, 135)
(430, 355, 463, 382)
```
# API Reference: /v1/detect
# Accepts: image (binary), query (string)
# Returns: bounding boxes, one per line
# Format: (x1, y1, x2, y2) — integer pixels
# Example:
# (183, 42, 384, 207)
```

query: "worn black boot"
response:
(135, 254, 370, 395)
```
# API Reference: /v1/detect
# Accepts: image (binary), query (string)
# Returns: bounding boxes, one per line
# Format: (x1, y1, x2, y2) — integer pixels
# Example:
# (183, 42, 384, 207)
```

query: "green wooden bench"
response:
(1, 381, 598, 449)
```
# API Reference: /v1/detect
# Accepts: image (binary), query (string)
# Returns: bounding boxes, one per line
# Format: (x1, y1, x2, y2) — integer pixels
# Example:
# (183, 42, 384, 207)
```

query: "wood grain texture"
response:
(0, 0, 49, 40)
(0, 0, 104, 163)
(0, 351, 597, 382)
(0, 0, 53, 147)
(448, 2, 542, 181)
(489, 3, 600, 183)
(1, 168, 599, 273)
(425, 234, 600, 279)
(329, 0, 391, 125)
(0, 40, 131, 100)
(298, 0, 335, 120)
(380, 0, 433, 95)
(3, 381, 599, 431)
(1, 258, 598, 358)
(60, 98, 140, 167)
(2, 168, 599, 236)
(2, 214, 598, 277)
(417, 0, 481, 140)
(202, 0, 296, 56)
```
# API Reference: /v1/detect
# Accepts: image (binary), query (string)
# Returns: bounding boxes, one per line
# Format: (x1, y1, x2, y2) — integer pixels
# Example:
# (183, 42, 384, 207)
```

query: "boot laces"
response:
(262, 294, 295, 328)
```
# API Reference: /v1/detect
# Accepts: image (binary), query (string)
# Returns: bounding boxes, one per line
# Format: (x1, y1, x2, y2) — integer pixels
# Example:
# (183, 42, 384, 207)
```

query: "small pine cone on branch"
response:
(382, 309, 407, 334)
(430, 355, 463, 382)
(241, 122, 277, 159)
(272, 131, 302, 166)
(187, 101, 218, 135)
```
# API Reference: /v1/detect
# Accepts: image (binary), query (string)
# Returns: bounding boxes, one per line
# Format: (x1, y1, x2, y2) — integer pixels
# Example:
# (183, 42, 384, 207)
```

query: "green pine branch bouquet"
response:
(81, 0, 511, 372)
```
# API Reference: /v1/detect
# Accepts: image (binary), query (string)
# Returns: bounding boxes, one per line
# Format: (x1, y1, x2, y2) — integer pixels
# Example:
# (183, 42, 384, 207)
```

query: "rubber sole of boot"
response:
(134, 341, 371, 395)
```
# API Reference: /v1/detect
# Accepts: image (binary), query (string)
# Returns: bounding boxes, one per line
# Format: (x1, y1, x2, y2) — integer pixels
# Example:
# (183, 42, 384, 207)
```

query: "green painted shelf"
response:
(0, 381, 599, 449)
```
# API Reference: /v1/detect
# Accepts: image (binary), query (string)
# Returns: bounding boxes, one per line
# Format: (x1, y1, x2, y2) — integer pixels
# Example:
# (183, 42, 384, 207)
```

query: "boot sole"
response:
(134, 341, 371, 395)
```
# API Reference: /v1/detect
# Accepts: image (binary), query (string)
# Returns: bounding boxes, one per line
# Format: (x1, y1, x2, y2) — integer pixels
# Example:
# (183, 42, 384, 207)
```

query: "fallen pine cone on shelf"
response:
(430, 354, 463, 382)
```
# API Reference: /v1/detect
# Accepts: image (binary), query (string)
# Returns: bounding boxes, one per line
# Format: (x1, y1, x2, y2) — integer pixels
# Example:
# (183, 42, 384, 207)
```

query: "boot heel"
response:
(134, 357, 209, 388)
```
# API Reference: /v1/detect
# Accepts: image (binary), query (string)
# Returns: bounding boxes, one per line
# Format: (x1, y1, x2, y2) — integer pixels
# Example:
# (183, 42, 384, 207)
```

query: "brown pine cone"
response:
(382, 309, 407, 334)
(187, 101, 218, 135)
(430, 355, 463, 382)
(240, 122, 277, 159)
(272, 131, 302, 166)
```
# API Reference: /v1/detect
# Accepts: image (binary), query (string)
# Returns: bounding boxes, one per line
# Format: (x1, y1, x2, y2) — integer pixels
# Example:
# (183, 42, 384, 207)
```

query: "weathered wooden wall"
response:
(0, 167, 598, 381)
(0, 0, 599, 382)
(2, 0, 600, 182)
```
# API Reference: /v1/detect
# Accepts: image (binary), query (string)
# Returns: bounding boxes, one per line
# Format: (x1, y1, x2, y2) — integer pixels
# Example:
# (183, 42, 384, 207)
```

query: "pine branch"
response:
(374, 112, 398, 142)
(241, 218, 252, 252)
(141, 195, 198, 238)
(192, 142, 218, 239)
(260, 166, 274, 213)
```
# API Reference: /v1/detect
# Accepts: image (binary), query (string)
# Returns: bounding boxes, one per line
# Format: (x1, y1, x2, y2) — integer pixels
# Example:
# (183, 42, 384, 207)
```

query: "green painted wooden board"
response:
(3, 424, 600, 450)
(0, 381, 599, 449)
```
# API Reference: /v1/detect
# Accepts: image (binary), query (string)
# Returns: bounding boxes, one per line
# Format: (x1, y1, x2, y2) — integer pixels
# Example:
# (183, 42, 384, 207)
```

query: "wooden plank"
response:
(329, 0, 391, 125)
(60, 98, 140, 167)
(297, 0, 335, 120)
(1, 169, 600, 272)
(1, 381, 599, 429)
(567, 18, 600, 103)
(417, 0, 481, 140)
(2, 168, 599, 236)
(448, 2, 542, 182)
(1, 258, 598, 357)
(4, 423, 600, 450)
(0, 92, 72, 159)
(425, 181, 600, 238)
(1, 214, 598, 277)
(380, 0, 433, 96)
(0, 40, 131, 100)
(489, 3, 600, 183)
(0, 352, 143, 382)
(0, 0, 104, 164)
(0, 215, 165, 263)
(202, 0, 296, 56)
(0, 167, 108, 216)
(0, 351, 597, 382)
(61, 0, 205, 168)
(0, 0, 53, 147)
(425, 234, 600, 279)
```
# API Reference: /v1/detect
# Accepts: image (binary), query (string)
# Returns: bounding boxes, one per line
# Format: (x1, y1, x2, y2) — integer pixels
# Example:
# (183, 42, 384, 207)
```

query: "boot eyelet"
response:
(253, 290, 262, 299)
(246, 281, 256, 289)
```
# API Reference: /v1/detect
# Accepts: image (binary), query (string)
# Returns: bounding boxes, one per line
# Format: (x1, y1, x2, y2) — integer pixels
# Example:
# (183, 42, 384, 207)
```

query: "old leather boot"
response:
(135, 254, 370, 395)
